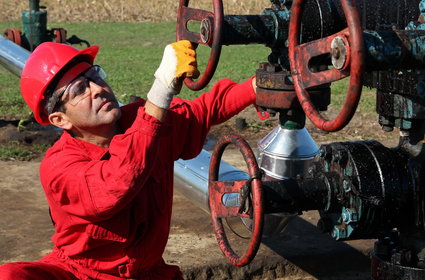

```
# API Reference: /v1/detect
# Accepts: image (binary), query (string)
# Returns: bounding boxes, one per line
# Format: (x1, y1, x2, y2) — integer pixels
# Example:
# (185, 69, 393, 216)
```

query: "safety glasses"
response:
(55, 65, 107, 107)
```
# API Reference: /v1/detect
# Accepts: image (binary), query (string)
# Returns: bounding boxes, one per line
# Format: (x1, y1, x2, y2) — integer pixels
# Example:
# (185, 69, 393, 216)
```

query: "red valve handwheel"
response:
(209, 134, 263, 267)
(288, 0, 365, 132)
(53, 28, 67, 44)
(176, 0, 223, 91)
(3, 29, 22, 46)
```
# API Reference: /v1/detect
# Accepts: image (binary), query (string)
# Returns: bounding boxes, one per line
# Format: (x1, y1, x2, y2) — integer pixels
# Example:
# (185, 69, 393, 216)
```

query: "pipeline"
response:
(0, 36, 29, 77)
(174, 149, 247, 213)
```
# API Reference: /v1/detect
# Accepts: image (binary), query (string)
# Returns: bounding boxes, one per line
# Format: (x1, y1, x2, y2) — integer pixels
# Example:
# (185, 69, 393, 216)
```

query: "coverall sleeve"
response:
(169, 77, 256, 160)
(40, 107, 165, 221)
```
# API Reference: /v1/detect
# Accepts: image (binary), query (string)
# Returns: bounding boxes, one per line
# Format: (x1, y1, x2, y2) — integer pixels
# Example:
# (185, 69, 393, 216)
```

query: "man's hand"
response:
(155, 40, 199, 91)
(147, 40, 199, 110)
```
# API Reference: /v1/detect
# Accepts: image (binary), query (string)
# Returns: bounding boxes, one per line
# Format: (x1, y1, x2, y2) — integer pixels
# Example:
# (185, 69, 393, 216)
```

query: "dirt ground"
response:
(0, 106, 400, 279)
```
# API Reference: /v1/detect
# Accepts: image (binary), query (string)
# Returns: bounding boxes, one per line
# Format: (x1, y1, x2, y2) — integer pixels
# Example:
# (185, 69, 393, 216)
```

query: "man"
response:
(0, 40, 257, 279)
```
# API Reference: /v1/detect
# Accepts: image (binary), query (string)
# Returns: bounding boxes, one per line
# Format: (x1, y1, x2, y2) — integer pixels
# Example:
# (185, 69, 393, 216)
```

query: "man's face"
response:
(55, 65, 122, 130)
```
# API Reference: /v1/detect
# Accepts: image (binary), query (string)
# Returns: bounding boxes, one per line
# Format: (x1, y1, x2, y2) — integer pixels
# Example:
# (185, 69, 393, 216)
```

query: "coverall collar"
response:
(62, 130, 109, 160)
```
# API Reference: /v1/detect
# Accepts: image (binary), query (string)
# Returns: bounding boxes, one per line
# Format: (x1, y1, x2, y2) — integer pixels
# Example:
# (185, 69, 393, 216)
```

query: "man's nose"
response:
(90, 81, 104, 98)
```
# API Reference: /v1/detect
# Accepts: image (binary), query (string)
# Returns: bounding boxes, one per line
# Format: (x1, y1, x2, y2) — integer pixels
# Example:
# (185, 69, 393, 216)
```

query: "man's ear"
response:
(48, 112, 72, 130)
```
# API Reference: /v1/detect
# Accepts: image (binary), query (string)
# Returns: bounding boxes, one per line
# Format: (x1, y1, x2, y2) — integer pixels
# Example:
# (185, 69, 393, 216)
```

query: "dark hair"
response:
(44, 88, 67, 116)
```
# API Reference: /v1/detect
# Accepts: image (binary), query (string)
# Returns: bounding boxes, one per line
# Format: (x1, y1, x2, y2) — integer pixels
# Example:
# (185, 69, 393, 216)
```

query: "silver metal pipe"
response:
(174, 149, 248, 213)
(174, 149, 297, 237)
(0, 36, 29, 77)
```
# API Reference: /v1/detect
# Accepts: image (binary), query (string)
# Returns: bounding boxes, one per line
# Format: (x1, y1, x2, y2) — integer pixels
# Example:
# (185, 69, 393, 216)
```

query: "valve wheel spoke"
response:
(288, 0, 365, 132)
(3, 29, 22, 46)
(292, 29, 351, 88)
(176, 0, 223, 91)
(209, 180, 251, 218)
(177, 6, 214, 45)
(209, 134, 263, 267)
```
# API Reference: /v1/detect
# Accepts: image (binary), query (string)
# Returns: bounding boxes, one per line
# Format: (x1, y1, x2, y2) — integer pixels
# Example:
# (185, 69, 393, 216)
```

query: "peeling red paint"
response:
(288, 0, 365, 132)
(209, 134, 264, 266)
(176, 0, 223, 91)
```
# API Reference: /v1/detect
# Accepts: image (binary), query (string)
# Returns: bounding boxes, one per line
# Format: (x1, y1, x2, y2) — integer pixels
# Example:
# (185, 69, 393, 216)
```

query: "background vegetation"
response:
(0, 0, 270, 22)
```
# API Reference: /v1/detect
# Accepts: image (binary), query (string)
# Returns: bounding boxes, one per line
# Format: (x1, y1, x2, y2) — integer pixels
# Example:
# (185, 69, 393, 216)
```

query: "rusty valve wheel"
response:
(176, 0, 223, 91)
(3, 29, 22, 46)
(208, 134, 264, 266)
(53, 28, 67, 44)
(288, 0, 365, 132)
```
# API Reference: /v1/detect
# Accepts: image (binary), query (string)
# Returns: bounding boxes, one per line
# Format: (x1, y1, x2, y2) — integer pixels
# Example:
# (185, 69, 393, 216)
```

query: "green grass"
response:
(330, 79, 376, 116)
(0, 141, 49, 161)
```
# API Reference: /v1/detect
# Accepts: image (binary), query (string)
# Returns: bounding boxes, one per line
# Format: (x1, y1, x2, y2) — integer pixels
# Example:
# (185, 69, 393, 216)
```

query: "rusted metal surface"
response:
(372, 249, 425, 280)
(256, 88, 299, 110)
(255, 64, 330, 110)
(291, 28, 352, 86)
(53, 28, 67, 44)
(3, 29, 22, 46)
(288, 0, 365, 132)
(208, 134, 263, 267)
(256, 64, 293, 90)
(255, 87, 330, 111)
(176, 0, 223, 91)
(363, 29, 425, 70)
(220, 10, 288, 46)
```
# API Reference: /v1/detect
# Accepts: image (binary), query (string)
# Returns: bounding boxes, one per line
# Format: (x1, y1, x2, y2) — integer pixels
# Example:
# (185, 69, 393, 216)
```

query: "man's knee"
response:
(0, 262, 28, 279)
(0, 262, 75, 280)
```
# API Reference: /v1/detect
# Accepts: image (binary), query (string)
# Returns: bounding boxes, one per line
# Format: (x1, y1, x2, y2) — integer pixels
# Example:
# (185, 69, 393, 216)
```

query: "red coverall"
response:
(0, 78, 255, 280)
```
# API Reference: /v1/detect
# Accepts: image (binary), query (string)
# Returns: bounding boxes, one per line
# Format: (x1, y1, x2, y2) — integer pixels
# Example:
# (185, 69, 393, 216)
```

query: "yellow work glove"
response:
(147, 40, 200, 109)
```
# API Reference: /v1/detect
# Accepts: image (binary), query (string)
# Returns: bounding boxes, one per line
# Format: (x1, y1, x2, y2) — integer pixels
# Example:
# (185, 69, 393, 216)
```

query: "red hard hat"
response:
(20, 42, 99, 124)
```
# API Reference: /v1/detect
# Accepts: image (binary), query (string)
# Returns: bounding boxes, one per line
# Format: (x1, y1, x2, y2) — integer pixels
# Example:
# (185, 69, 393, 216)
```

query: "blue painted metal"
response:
(261, 8, 290, 46)
(221, 8, 290, 47)
(341, 207, 359, 224)
(343, 180, 351, 192)
(405, 16, 425, 102)
(363, 30, 425, 70)
(331, 225, 347, 240)
(420, 0, 425, 18)
(22, 0, 48, 50)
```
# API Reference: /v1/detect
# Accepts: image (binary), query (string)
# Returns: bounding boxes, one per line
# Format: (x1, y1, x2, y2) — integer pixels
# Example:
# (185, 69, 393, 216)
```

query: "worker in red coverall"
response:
(0, 40, 257, 280)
